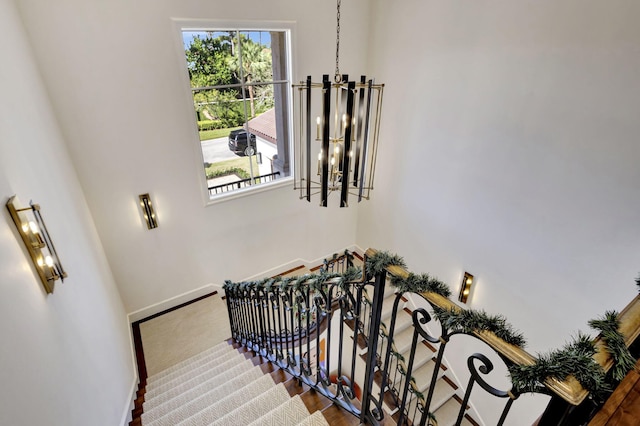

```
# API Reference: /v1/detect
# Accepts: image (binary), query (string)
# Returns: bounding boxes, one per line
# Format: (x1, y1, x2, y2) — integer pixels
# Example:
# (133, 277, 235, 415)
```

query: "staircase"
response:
(129, 251, 483, 425)
(369, 285, 479, 426)
(129, 249, 640, 425)
(132, 339, 361, 425)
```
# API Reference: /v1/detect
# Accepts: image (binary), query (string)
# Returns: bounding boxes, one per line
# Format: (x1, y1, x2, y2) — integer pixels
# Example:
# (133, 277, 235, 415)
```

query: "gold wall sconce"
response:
(6, 195, 67, 294)
(458, 272, 474, 304)
(139, 193, 158, 229)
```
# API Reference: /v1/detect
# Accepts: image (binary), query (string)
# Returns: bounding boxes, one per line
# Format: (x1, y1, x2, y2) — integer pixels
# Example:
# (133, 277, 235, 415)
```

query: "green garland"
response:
(225, 250, 638, 402)
(509, 333, 609, 398)
(222, 267, 363, 294)
(588, 310, 636, 382)
(433, 306, 527, 348)
(365, 250, 407, 280)
(391, 272, 452, 298)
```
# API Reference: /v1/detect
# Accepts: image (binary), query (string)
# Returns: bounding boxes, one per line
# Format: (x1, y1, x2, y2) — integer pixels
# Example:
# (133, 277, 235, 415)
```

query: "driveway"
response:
(201, 137, 238, 163)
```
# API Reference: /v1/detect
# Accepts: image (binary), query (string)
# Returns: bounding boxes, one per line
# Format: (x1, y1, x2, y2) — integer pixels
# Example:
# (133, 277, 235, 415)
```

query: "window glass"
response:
(182, 29, 291, 199)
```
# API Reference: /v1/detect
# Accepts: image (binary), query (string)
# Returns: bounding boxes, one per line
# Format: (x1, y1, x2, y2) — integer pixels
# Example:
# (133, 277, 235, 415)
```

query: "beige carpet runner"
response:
(140, 341, 330, 426)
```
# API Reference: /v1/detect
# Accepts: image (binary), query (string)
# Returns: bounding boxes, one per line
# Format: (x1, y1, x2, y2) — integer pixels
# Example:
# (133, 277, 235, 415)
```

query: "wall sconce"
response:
(139, 193, 158, 229)
(6, 195, 67, 294)
(458, 272, 474, 304)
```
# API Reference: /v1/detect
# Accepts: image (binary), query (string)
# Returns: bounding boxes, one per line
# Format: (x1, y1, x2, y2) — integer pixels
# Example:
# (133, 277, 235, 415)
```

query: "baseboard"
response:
(120, 376, 137, 426)
(127, 284, 219, 323)
(127, 245, 365, 322)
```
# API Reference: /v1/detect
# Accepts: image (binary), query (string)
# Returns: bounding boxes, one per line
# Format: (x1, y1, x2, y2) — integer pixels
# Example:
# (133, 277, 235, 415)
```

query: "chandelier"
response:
(293, 0, 384, 207)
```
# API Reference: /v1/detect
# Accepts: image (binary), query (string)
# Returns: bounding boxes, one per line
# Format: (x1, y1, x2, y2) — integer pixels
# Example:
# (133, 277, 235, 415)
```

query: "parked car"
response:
(228, 129, 257, 156)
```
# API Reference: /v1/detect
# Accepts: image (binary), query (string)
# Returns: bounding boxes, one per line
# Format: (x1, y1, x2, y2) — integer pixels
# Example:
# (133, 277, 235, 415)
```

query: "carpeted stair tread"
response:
(413, 359, 444, 393)
(142, 365, 264, 420)
(432, 397, 472, 426)
(297, 410, 330, 426)
(143, 359, 255, 410)
(406, 377, 457, 419)
(145, 374, 277, 426)
(145, 354, 249, 400)
(147, 341, 232, 382)
(202, 382, 291, 426)
(246, 394, 312, 426)
(146, 348, 238, 390)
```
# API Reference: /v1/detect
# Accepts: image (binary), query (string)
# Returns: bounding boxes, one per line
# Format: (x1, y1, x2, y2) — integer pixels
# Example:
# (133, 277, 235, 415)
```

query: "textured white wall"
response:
(0, 0, 135, 424)
(16, 0, 372, 314)
(359, 1, 640, 423)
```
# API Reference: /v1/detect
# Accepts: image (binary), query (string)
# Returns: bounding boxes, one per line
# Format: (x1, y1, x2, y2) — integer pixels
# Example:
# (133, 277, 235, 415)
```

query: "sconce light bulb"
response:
(21, 222, 30, 233)
(466, 278, 473, 285)
(316, 116, 320, 125)
(45, 255, 54, 267)
(37, 257, 44, 267)
(29, 221, 40, 234)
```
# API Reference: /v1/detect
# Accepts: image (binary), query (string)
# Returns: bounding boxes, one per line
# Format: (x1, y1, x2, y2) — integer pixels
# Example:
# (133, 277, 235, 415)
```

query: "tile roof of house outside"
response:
(246, 108, 276, 144)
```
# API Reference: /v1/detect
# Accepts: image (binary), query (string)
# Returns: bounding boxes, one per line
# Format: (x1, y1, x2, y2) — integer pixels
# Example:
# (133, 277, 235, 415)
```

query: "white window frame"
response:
(172, 19, 296, 206)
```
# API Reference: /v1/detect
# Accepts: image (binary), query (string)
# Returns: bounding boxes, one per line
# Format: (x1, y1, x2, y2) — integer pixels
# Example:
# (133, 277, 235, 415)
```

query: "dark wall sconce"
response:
(458, 271, 474, 304)
(6, 195, 67, 294)
(139, 193, 158, 229)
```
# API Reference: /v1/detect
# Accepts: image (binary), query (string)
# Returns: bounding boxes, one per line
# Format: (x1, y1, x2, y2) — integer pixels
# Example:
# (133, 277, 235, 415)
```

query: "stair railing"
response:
(224, 268, 376, 420)
(225, 248, 640, 425)
(362, 248, 640, 426)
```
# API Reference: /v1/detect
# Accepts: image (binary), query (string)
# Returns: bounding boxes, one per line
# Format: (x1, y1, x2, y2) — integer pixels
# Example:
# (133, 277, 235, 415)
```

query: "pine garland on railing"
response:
(509, 333, 609, 398)
(222, 267, 363, 294)
(225, 250, 638, 403)
(433, 306, 527, 348)
(392, 273, 452, 298)
(588, 310, 636, 382)
(365, 250, 407, 280)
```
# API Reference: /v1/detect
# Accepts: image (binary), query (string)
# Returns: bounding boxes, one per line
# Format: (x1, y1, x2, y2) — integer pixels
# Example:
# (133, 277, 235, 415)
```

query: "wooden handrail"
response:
(366, 248, 640, 406)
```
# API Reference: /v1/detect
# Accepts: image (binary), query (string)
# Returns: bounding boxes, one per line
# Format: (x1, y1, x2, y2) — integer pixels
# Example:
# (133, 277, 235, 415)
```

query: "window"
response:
(180, 27, 292, 200)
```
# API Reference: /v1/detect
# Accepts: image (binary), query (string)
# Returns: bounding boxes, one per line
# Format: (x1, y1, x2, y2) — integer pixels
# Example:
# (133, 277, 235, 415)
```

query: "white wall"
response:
(0, 0, 135, 424)
(16, 0, 372, 314)
(359, 1, 640, 423)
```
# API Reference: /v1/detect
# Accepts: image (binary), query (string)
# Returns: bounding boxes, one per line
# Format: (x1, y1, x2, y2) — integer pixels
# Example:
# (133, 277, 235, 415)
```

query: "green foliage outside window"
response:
(185, 31, 274, 128)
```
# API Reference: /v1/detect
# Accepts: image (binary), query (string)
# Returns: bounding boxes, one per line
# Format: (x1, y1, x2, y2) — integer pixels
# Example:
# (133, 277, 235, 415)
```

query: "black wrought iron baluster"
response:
(313, 288, 328, 387)
(257, 288, 267, 353)
(268, 291, 278, 362)
(394, 308, 441, 426)
(302, 285, 312, 380)
(240, 289, 250, 345)
(224, 288, 234, 338)
(320, 284, 335, 391)
(239, 289, 248, 345)
(275, 288, 286, 367)
(282, 287, 293, 369)
(361, 267, 387, 425)
(378, 293, 404, 410)
(336, 293, 347, 397)
(337, 288, 359, 403)
(249, 287, 260, 350)
(293, 289, 306, 377)
(348, 285, 363, 402)
(263, 290, 273, 359)
(457, 353, 518, 426)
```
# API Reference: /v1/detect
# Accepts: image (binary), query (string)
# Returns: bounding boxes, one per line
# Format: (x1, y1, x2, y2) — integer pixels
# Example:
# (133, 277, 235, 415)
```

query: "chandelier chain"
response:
(335, 0, 341, 82)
